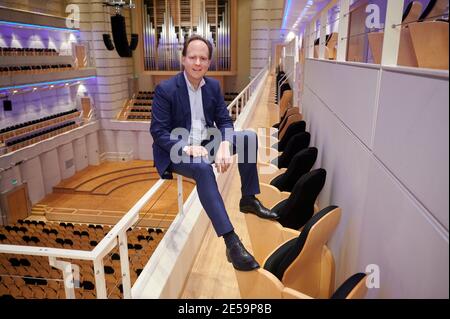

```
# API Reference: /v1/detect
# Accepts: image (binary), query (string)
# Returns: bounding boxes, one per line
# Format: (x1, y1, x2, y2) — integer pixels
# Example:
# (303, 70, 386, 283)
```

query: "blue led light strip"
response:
(0, 20, 80, 32)
(0, 76, 96, 91)
(281, 0, 293, 30)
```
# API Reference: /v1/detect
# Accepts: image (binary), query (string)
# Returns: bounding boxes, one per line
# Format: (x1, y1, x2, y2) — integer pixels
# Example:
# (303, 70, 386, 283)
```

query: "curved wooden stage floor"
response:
(35, 160, 195, 229)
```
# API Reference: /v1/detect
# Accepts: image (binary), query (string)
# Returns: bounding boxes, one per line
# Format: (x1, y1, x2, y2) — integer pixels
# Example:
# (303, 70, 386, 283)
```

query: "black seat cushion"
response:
(264, 205, 338, 280)
(279, 83, 291, 102)
(314, 34, 333, 47)
(272, 132, 311, 168)
(273, 168, 327, 230)
(274, 120, 306, 152)
(104, 266, 114, 274)
(419, 0, 436, 21)
(82, 281, 95, 290)
(402, 1, 415, 22)
(270, 147, 318, 192)
(275, 72, 286, 102)
(331, 273, 366, 299)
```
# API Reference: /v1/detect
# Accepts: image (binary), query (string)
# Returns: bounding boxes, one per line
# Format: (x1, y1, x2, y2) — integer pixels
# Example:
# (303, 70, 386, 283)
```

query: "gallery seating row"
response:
(0, 47, 58, 56)
(0, 109, 79, 140)
(0, 64, 74, 75)
(5, 121, 79, 152)
(234, 72, 370, 299)
(0, 221, 165, 299)
(368, 0, 448, 69)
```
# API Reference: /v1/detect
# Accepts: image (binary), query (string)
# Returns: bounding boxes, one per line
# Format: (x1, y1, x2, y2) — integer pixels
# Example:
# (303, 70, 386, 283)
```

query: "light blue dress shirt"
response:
(183, 71, 208, 146)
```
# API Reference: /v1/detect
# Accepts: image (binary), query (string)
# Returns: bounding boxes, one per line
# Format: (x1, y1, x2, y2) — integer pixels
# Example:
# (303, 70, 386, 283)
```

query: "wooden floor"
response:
(180, 74, 279, 298)
(35, 160, 195, 227)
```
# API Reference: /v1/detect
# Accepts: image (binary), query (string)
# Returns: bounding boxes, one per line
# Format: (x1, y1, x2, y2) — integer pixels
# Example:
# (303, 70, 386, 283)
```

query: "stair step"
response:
(31, 209, 46, 216)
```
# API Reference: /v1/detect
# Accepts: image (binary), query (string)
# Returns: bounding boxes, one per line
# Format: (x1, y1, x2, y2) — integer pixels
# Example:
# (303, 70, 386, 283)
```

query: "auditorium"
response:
(0, 0, 448, 300)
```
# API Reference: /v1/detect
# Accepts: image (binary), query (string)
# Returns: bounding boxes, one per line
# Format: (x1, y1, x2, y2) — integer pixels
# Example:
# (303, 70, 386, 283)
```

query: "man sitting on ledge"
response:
(150, 35, 278, 271)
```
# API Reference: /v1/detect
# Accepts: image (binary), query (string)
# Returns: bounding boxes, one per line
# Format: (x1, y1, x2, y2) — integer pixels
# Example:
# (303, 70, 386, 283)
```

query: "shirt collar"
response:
(183, 71, 205, 92)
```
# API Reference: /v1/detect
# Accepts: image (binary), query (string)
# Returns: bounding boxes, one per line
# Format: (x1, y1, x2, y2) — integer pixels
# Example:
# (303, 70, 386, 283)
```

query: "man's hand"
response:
(183, 145, 208, 157)
(215, 141, 232, 173)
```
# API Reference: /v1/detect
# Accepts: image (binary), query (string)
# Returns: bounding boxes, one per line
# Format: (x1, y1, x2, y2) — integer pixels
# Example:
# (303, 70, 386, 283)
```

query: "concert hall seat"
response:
(314, 33, 338, 60)
(272, 120, 306, 152)
(235, 206, 341, 299)
(269, 132, 311, 168)
(249, 169, 326, 262)
(259, 147, 318, 193)
(271, 106, 301, 132)
(281, 272, 368, 299)
(368, 1, 423, 67)
(409, 0, 449, 70)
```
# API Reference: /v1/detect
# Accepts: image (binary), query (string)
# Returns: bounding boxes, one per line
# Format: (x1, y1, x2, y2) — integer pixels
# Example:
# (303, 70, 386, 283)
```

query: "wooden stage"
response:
(34, 160, 195, 228)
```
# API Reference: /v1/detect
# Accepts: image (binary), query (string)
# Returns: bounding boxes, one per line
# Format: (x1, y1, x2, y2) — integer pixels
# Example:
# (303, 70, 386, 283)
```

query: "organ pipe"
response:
(142, 0, 232, 71)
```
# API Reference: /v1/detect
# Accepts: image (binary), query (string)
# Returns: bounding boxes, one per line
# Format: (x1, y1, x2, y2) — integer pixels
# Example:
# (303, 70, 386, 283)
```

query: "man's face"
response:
(182, 40, 211, 83)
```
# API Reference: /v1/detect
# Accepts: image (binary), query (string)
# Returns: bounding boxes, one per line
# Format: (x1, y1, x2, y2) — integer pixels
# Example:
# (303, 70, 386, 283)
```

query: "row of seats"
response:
(1, 109, 78, 135)
(130, 107, 151, 113)
(367, 0, 449, 69)
(224, 92, 239, 106)
(0, 64, 73, 75)
(135, 95, 153, 100)
(0, 47, 59, 56)
(234, 71, 369, 299)
(127, 114, 151, 120)
(5, 121, 78, 151)
(133, 102, 152, 106)
(0, 221, 166, 299)
(275, 71, 291, 104)
(1, 110, 80, 151)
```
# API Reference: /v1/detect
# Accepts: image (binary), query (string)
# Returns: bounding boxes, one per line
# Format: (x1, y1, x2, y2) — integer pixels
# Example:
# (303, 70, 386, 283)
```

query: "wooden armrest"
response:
(235, 268, 284, 299)
(409, 21, 449, 70)
(258, 183, 289, 209)
(245, 213, 299, 264)
(257, 162, 283, 184)
(282, 287, 313, 299)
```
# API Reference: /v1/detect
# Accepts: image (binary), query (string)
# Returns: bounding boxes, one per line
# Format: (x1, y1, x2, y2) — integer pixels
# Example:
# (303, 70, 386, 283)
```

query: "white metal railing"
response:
(0, 177, 180, 299)
(0, 63, 270, 299)
(277, 71, 293, 105)
(227, 64, 269, 118)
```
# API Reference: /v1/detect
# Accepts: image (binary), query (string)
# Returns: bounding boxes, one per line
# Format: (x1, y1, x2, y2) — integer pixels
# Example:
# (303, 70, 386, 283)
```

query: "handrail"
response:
(227, 65, 268, 118)
(0, 62, 270, 299)
(0, 177, 174, 299)
(277, 71, 293, 103)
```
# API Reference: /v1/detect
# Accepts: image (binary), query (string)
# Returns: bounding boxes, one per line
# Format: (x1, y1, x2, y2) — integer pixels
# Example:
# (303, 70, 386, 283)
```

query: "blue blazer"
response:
(150, 72, 234, 179)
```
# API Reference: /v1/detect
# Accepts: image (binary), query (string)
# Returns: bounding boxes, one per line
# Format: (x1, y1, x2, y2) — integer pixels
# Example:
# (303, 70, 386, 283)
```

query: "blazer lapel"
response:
(176, 73, 191, 132)
(201, 78, 212, 126)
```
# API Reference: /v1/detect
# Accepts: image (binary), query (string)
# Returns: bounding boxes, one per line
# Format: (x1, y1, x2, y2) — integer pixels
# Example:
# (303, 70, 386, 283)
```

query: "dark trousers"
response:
(169, 130, 260, 236)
